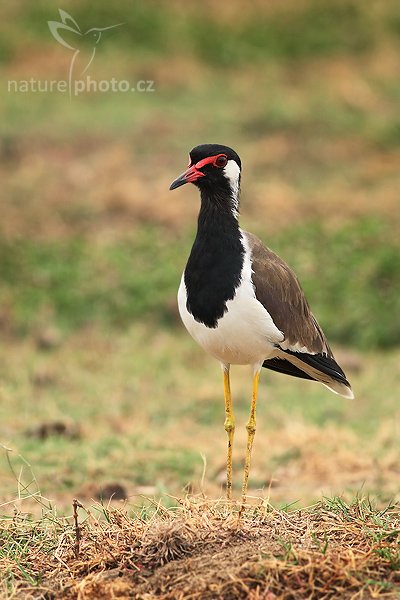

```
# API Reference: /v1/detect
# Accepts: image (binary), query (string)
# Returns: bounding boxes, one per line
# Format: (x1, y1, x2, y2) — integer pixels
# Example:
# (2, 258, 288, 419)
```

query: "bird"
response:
(169, 143, 354, 510)
(48, 9, 123, 92)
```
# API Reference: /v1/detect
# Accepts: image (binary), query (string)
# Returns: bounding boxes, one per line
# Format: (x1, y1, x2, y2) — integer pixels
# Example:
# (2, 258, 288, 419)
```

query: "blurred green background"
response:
(0, 0, 399, 512)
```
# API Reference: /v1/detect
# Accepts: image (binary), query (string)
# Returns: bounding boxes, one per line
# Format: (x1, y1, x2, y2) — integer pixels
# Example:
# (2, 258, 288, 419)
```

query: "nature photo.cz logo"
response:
(7, 9, 155, 97)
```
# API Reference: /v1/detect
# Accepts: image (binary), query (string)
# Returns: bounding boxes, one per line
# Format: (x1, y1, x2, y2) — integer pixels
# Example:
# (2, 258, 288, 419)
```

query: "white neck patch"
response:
(223, 159, 241, 217)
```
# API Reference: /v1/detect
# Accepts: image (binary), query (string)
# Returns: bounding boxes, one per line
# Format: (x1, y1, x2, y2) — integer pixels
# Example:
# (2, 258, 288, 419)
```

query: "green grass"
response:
(0, 219, 398, 348)
(0, 0, 398, 546)
(0, 229, 185, 333)
(0, 3, 399, 595)
(2, 53, 400, 150)
(188, 1, 381, 65)
(1, 0, 399, 65)
(0, 319, 399, 513)
(266, 218, 400, 349)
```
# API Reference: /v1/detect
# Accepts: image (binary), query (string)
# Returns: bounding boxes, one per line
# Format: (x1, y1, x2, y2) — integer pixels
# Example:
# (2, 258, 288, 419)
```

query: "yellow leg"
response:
(222, 366, 235, 500)
(240, 368, 260, 516)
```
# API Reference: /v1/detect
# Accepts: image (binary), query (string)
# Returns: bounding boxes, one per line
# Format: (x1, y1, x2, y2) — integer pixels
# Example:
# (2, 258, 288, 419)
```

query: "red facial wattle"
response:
(169, 154, 228, 190)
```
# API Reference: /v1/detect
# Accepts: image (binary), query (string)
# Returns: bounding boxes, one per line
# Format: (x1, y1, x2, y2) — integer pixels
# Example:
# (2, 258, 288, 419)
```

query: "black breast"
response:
(184, 202, 244, 328)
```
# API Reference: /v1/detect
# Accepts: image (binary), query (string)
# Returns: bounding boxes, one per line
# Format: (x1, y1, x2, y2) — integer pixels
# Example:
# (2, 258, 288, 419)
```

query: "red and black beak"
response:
(169, 163, 205, 190)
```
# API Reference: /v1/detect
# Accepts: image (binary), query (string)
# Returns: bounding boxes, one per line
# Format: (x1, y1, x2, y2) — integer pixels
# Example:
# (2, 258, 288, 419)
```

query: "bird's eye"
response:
(214, 154, 228, 168)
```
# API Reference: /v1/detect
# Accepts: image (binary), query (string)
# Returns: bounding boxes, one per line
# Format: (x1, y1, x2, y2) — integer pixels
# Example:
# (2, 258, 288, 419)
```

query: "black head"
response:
(169, 144, 241, 197)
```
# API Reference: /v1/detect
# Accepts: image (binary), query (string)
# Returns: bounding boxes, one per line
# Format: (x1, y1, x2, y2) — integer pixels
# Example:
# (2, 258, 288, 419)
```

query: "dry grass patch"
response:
(1, 496, 400, 599)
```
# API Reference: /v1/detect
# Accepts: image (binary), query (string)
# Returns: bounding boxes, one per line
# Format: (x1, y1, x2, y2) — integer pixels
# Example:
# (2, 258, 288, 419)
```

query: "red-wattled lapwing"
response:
(169, 144, 354, 509)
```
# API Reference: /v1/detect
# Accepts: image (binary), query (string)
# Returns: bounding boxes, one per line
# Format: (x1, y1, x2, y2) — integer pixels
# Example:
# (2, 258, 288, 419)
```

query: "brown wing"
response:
(245, 231, 332, 356)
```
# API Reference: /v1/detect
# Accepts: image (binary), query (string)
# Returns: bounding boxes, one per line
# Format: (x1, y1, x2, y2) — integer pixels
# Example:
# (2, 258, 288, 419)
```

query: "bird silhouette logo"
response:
(48, 9, 123, 93)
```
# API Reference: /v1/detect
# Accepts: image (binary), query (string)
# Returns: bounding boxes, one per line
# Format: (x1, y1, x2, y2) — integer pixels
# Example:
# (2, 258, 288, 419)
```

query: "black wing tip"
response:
(263, 357, 315, 381)
(264, 351, 354, 398)
(281, 348, 352, 388)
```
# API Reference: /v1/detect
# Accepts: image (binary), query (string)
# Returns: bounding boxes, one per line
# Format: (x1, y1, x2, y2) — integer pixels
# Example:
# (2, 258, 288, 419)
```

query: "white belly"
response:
(177, 254, 284, 366)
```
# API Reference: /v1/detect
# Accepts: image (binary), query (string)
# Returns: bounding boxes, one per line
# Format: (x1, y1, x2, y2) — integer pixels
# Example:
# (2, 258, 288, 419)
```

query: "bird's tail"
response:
(263, 350, 354, 399)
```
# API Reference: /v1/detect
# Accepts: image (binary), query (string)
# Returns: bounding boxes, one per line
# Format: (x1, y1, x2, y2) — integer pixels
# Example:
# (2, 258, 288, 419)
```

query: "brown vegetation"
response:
(2, 497, 399, 599)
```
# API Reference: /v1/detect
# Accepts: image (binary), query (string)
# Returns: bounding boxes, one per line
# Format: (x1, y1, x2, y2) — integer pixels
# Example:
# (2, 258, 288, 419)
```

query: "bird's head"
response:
(84, 23, 123, 45)
(169, 144, 241, 212)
